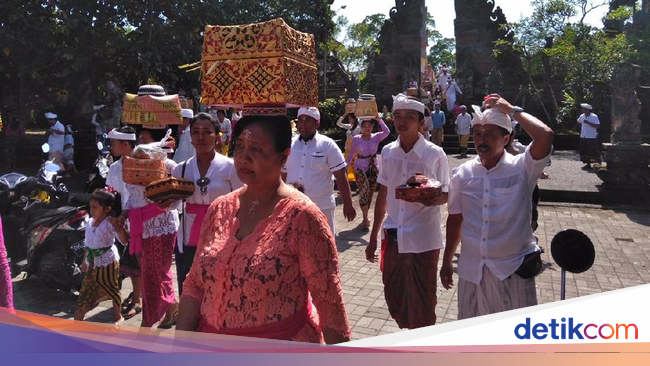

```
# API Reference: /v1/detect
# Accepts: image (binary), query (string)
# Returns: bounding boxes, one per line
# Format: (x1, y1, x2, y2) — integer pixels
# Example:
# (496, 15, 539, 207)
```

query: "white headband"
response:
(297, 107, 320, 121)
(181, 109, 194, 119)
(392, 93, 425, 114)
(45, 112, 57, 119)
(108, 128, 136, 141)
(470, 105, 513, 133)
(580, 103, 593, 110)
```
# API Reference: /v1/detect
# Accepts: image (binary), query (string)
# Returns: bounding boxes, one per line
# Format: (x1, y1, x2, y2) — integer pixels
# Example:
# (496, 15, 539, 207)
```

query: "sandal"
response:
(122, 303, 142, 320)
(121, 292, 134, 309)
(157, 310, 178, 329)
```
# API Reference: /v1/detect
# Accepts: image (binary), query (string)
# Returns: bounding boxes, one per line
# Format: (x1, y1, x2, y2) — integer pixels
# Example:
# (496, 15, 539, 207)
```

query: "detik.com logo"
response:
(515, 318, 638, 340)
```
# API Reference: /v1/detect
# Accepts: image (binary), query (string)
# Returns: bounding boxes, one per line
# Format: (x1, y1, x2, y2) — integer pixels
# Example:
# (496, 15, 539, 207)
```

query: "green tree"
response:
(0, 0, 336, 129)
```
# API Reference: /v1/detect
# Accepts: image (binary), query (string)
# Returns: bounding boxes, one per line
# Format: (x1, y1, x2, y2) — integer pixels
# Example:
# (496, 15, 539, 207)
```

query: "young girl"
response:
(74, 189, 129, 324)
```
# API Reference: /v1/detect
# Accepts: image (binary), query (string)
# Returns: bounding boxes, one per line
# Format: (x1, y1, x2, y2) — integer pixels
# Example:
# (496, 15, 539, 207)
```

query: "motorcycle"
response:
(1, 144, 83, 290)
(0, 144, 69, 217)
(17, 204, 87, 291)
(85, 134, 112, 194)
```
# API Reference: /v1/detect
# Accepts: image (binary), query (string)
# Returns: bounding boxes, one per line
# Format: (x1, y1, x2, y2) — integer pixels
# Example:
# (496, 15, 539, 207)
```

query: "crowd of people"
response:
(0, 59, 566, 344)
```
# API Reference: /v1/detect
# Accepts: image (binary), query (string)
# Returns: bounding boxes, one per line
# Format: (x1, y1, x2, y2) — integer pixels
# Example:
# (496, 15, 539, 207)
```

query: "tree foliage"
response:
(495, 0, 636, 128)
(0, 0, 335, 125)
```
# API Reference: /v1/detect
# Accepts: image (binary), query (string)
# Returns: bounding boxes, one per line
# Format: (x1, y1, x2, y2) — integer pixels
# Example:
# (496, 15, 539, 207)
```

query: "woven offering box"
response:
(395, 178, 442, 201)
(145, 177, 195, 201)
(200, 18, 318, 110)
(122, 89, 182, 129)
(407, 87, 418, 97)
(345, 98, 356, 114)
(355, 94, 378, 119)
(122, 157, 166, 185)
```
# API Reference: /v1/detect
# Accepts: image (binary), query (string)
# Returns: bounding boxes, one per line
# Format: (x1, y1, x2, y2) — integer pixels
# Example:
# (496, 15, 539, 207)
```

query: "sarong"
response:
(382, 229, 439, 329)
(137, 233, 176, 327)
(579, 138, 600, 163)
(76, 262, 121, 314)
(355, 155, 378, 208)
(457, 265, 537, 320)
(0, 218, 13, 309)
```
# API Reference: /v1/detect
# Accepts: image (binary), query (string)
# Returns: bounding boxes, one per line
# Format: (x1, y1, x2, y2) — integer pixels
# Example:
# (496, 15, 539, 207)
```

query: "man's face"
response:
(109, 139, 128, 157)
(47, 118, 56, 126)
(296, 115, 319, 138)
(182, 117, 191, 129)
(393, 109, 422, 136)
(217, 112, 225, 122)
(582, 108, 591, 115)
(472, 124, 510, 162)
(434, 104, 440, 111)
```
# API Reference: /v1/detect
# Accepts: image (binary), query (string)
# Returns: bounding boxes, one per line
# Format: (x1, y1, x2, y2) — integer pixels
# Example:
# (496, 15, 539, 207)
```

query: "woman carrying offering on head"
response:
(176, 115, 351, 344)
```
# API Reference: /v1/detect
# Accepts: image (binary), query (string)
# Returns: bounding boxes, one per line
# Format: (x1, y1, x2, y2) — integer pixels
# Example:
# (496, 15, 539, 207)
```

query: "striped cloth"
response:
(458, 265, 537, 320)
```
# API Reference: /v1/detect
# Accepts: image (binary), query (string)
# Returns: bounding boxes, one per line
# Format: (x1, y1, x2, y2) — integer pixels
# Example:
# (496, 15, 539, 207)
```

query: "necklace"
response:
(247, 199, 259, 217)
(196, 177, 210, 195)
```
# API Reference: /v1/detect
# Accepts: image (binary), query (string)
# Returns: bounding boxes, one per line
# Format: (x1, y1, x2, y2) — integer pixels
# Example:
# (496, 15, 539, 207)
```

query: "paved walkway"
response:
(11, 193, 650, 341)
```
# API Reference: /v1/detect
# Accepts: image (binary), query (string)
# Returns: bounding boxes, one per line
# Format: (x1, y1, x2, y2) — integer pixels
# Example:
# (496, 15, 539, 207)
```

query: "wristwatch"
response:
(509, 106, 524, 120)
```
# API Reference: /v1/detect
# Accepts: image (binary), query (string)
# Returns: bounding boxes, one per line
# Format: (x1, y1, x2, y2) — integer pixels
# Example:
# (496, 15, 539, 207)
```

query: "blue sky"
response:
(333, 0, 611, 39)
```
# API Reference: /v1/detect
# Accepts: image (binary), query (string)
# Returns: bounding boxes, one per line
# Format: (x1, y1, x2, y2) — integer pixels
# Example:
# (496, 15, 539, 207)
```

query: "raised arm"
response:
(372, 117, 390, 142)
(336, 115, 352, 130)
(485, 94, 554, 160)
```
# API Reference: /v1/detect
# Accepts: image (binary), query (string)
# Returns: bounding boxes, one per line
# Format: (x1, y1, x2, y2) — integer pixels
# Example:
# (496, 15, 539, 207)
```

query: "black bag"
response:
(515, 248, 544, 279)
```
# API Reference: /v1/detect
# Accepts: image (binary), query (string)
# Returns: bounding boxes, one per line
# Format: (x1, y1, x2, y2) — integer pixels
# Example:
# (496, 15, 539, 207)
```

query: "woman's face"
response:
(361, 120, 373, 135)
(138, 130, 154, 144)
(190, 118, 217, 154)
(233, 124, 288, 186)
(348, 115, 356, 124)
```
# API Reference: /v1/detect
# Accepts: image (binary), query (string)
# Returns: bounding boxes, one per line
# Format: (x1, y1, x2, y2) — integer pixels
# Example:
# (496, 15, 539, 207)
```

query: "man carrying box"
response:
(366, 94, 450, 329)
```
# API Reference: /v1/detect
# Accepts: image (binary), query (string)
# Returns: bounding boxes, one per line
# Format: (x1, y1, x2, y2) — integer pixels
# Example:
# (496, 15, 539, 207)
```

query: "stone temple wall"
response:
(454, 0, 520, 103)
(366, 0, 428, 107)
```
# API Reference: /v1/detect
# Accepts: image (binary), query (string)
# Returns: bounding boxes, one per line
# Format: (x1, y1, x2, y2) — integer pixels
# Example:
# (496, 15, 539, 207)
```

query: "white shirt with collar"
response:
(578, 113, 600, 139)
(455, 113, 472, 135)
(284, 131, 346, 210)
(172, 153, 243, 250)
(48, 121, 65, 152)
(173, 126, 195, 163)
(448, 145, 551, 284)
(377, 134, 450, 254)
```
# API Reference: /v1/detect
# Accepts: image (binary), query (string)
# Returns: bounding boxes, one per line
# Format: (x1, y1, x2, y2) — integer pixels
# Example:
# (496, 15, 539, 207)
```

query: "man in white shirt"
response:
(366, 94, 450, 329)
(283, 107, 356, 234)
(45, 112, 65, 165)
(216, 110, 232, 156)
(105, 126, 143, 320)
(444, 79, 462, 111)
(173, 109, 196, 163)
(577, 103, 600, 168)
(440, 94, 554, 320)
(455, 105, 472, 158)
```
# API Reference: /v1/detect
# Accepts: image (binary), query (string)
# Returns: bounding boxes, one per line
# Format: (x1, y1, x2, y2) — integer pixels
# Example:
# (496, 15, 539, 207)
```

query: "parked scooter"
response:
(17, 205, 87, 291)
(1, 144, 83, 290)
(0, 144, 69, 217)
(85, 134, 112, 194)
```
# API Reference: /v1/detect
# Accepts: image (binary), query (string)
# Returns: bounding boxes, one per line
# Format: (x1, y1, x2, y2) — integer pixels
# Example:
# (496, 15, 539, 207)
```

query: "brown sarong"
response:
(579, 138, 600, 163)
(382, 229, 439, 329)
